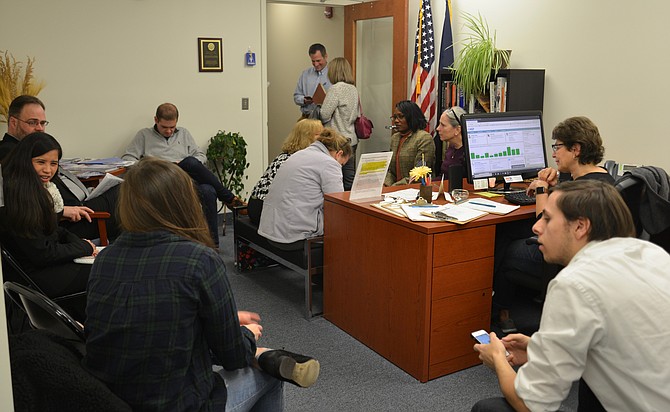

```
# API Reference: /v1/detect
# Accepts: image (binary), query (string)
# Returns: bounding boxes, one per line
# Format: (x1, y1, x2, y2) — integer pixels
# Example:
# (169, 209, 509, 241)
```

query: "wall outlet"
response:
(242, 98, 249, 110)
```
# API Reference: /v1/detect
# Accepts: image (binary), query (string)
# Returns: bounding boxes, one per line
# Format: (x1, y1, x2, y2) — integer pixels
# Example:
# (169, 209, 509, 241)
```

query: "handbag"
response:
(354, 99, 373, 140)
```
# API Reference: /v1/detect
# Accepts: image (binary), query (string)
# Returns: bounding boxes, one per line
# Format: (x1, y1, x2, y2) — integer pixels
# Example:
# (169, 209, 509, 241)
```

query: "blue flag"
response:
(438, 0, 454, 70)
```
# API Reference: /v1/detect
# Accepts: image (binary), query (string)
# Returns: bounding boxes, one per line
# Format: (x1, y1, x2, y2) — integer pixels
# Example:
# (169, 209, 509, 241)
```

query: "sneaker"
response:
(499, 318, 518, 334)
(257, 349, 320, 388)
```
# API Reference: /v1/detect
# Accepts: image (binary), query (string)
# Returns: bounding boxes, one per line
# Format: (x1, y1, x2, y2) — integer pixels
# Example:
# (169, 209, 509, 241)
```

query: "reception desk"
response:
(323, 187, 535, 382)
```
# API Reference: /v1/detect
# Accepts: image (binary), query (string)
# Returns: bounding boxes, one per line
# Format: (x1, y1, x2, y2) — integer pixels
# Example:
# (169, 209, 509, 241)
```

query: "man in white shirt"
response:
(293, 43, 332, 118)
(472, 180, 670, 412)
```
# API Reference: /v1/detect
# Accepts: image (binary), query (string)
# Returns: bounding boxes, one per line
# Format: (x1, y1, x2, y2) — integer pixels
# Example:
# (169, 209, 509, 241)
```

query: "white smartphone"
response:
(471, 329, 509, 356)
(471, 329, 490, 344)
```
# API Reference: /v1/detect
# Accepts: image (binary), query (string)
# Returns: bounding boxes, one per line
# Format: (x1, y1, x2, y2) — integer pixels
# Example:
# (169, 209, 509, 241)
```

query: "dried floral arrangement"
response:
(0, 50, 46, 122)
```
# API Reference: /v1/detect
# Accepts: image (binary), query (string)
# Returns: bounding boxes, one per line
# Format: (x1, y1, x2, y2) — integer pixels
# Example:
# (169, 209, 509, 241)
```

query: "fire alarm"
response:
(324, 7, 333, 18)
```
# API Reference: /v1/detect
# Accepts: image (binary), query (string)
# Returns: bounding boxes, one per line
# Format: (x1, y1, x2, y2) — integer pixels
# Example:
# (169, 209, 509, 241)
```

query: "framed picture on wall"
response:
(198, 37, 223, 72)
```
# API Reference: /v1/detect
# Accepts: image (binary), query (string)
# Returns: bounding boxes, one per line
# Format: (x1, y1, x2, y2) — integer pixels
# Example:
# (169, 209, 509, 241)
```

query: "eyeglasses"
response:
(551, 143, 565, 152)
(14, 117, 49, 127)
(390, 113, 405, 121)
(450, 108, 461, 126)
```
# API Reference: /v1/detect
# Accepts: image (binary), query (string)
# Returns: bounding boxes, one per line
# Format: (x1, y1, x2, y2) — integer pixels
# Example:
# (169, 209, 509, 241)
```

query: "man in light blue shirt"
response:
(293, 43, 332, 117)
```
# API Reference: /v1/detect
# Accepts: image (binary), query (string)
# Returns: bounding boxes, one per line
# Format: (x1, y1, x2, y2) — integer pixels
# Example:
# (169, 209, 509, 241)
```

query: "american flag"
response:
(410, 0, 436, 133)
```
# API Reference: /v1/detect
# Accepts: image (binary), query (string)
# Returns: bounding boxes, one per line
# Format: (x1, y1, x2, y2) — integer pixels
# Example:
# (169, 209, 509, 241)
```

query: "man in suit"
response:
(471, 180, 670, 412)
(0, 95, 119, 240)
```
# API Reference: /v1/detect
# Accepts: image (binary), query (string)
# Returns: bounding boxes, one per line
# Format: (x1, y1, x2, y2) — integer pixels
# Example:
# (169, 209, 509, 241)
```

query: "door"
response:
(344, 0, 408, 156)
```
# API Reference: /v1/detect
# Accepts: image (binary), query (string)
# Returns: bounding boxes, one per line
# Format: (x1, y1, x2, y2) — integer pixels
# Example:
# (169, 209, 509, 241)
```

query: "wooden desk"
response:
(323, 186, 535, 382)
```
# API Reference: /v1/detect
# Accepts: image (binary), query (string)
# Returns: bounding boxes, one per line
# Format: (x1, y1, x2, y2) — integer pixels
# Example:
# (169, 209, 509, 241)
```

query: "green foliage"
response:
(451, 12, 510, 97)
(206, 130, 249, 198)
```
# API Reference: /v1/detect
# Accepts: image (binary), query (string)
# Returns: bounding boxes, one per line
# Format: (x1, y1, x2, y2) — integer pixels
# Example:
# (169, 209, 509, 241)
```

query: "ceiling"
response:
(267, 0, 367, 6)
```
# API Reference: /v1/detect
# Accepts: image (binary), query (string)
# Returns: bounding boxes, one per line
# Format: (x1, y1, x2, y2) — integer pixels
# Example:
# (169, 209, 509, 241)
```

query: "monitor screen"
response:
(461, 111, 548, 187)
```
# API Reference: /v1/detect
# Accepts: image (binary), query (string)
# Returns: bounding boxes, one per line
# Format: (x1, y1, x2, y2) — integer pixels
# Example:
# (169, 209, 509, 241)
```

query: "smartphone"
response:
(471, 329, 490, 344)
(471, 329, 509, 356)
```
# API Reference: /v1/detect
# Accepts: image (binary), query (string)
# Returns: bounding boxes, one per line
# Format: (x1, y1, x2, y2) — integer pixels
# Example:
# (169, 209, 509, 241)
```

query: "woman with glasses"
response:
(384, 100, 435, 186)
(436, 106, 467, 179)
(493, 116, 615, 334)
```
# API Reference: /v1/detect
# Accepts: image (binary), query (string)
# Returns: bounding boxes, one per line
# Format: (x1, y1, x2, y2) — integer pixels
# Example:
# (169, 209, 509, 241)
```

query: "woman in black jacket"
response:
(0, 132, 95, 319)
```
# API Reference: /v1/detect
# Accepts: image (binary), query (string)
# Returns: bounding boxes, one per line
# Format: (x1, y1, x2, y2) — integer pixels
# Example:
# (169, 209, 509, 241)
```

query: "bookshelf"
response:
(434, 69, 545, 174)
(438, 68, 545, 114)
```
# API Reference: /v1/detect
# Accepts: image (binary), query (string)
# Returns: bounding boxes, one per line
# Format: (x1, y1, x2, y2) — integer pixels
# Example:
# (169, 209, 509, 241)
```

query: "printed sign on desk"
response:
(349, 152, 393, 203)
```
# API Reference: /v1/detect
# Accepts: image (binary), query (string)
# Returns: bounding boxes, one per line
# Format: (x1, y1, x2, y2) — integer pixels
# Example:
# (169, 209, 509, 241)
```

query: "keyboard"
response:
(505, 192, 536, 206)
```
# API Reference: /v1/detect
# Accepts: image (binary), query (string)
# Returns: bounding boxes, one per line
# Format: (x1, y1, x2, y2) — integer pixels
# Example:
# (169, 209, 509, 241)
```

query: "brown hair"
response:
(155, 103, 179, 121)
(551, 180, 635, 241)
(551, 116, 604, 165)
(119, 157, 214, 247)
(281, 119, 322, 154)
(316, 128, 352, 158)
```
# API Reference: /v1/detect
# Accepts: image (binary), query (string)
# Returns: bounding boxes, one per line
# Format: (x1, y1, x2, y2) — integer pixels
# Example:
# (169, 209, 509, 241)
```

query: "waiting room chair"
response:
(3, 281, 85, 347)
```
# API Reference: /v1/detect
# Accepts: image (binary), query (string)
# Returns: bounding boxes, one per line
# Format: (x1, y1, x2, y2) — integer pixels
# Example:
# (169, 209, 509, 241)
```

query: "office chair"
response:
(615, 168, 670, 253)
(3, 281, 85, 346)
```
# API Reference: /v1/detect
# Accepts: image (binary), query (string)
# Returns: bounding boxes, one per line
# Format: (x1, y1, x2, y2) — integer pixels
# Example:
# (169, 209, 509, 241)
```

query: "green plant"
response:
(0, 50, 46, 122)
(206, 130, 249, 198)
(451, 12, 510, 98)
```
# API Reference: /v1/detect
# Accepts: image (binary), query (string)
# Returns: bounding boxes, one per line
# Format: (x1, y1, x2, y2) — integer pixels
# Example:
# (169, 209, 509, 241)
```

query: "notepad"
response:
(312, 83, 327, 105)
(73, 246, 105, 265)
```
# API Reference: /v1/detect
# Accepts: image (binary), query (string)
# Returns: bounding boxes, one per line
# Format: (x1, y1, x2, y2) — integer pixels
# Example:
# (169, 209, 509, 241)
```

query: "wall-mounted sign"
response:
(198, 37, 223, 72)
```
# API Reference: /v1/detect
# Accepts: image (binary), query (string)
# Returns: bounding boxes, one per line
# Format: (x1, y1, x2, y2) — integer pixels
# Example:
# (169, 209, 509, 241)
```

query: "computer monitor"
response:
(461, 110, 548, 193)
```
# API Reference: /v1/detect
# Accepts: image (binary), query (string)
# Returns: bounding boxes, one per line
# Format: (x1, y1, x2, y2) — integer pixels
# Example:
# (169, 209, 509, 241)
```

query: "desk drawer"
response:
(429, 289, 492, 364)
(433, 226, 495, 267)
(432, 257, 493, 300)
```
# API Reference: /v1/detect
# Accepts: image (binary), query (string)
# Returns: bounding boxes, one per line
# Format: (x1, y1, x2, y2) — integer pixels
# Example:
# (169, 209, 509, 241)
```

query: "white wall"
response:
(0, 0, 268, 198)
(267, 3, 344, 159)
(426, 0, 670, 171)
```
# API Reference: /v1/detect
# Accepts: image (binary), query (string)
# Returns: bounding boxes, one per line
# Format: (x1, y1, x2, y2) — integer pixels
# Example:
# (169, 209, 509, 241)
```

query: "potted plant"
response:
(0, 50, 45, 122)
(450, 12, 510, 104)
(206, 130, 249, 200)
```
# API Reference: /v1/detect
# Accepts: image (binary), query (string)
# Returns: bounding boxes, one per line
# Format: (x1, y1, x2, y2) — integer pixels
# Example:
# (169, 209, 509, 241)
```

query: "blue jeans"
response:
(179, 156, 235, 203)
(216, 366, 284, 412)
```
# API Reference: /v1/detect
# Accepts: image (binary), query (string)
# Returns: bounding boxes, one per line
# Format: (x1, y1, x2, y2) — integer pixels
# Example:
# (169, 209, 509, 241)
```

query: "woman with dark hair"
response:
(493, 116, 615, 334)
(0, 132, 95, 319)
(384, 100, 435, 186)
(84, 157, 319, 411)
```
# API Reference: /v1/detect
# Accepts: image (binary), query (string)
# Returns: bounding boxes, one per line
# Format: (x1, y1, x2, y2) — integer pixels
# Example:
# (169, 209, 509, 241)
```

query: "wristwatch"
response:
(536, 186, 546, 195)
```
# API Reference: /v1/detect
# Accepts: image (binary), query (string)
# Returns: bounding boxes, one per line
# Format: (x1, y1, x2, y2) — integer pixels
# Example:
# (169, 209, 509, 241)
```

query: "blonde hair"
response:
(281, 119, 322, 154)
(327, 57, 354, 85)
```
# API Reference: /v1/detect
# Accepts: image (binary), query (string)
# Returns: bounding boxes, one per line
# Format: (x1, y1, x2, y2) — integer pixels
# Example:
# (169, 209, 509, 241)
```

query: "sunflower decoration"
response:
(409, 165, 432, 185)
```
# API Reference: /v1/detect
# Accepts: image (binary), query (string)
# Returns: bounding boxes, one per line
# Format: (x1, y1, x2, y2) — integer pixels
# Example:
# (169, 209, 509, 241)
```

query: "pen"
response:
(469, 201, 496, 208)
(409, 204, 439, 208)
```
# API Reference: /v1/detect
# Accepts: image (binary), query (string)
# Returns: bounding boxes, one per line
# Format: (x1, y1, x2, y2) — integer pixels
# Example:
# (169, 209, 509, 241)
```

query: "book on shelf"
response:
(489, 81, 496, 113)
(496, 76, 508, 112)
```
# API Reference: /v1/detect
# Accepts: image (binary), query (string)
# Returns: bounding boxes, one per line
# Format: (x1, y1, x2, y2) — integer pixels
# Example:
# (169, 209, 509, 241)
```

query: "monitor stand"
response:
(489, 178, 525, 194)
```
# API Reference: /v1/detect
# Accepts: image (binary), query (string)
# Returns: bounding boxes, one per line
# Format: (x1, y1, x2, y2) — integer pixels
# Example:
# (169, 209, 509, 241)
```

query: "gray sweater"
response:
(320, 82, 359, 146)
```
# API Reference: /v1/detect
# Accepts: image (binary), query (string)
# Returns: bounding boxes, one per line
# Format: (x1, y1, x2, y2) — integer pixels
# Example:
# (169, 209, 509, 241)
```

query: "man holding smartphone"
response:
(293, 43, 332, 118)
(471, 180, 670, 412)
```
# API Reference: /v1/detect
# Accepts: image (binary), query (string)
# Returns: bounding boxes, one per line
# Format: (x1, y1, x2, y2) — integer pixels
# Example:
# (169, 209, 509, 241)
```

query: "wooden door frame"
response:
(344, 0, 408, 110)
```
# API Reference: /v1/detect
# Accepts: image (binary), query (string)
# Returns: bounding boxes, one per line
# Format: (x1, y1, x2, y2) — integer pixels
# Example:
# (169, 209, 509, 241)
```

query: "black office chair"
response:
(3, 281, 85, 350)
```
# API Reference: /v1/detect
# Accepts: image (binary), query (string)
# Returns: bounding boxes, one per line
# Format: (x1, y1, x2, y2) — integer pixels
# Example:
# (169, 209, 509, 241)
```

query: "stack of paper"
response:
(461, 198, 520, 215)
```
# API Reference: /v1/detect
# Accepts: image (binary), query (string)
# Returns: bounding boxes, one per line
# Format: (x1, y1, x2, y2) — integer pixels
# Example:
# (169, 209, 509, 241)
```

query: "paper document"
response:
(384, 188, 440, 202)
(401, 203, 488, 224)
(87, 173, 124, 200)
(350, 152, 393, 202)
(461, 198, 519, 215)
